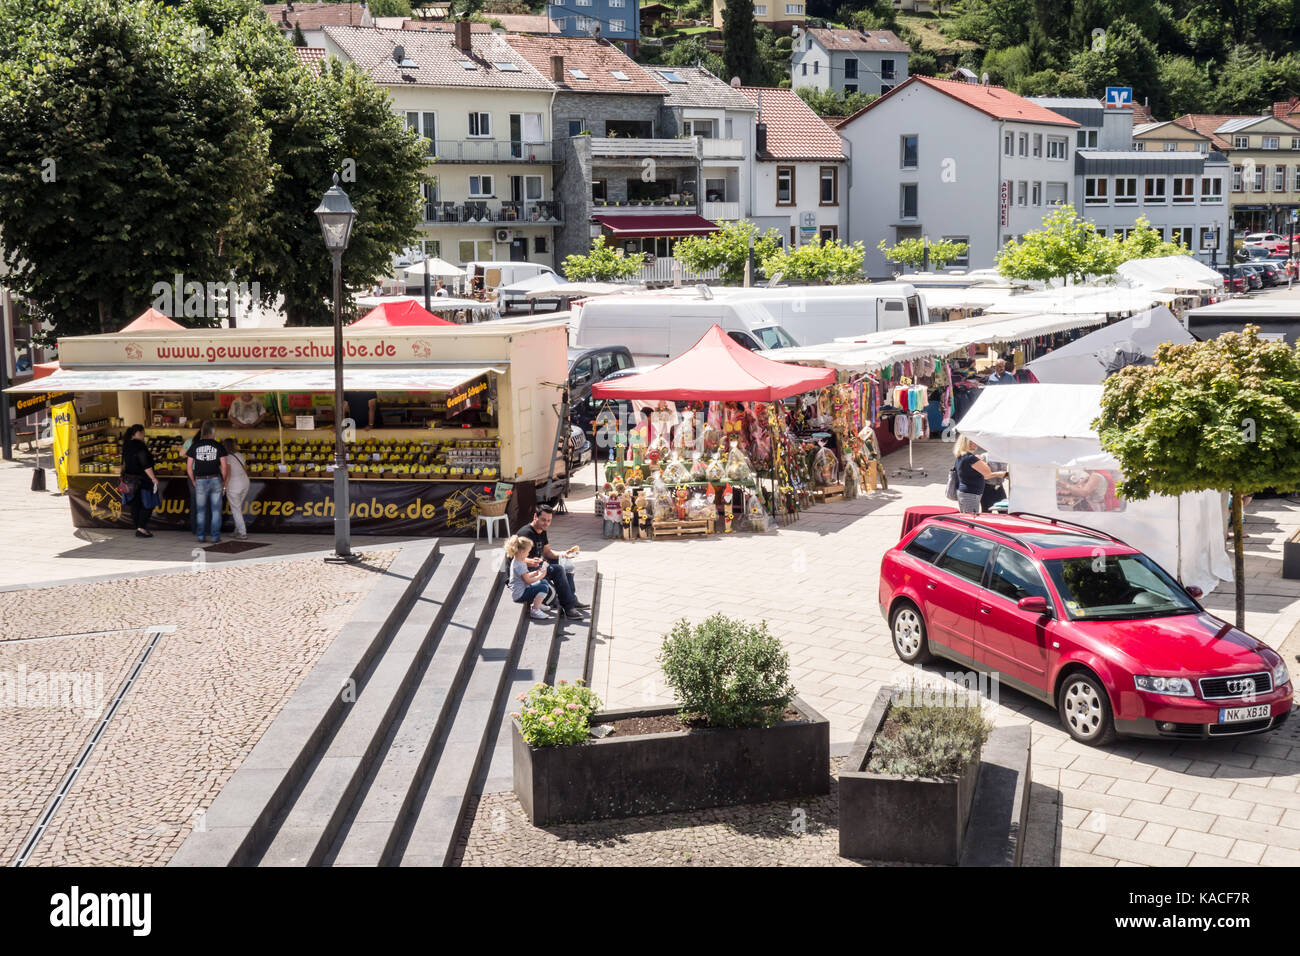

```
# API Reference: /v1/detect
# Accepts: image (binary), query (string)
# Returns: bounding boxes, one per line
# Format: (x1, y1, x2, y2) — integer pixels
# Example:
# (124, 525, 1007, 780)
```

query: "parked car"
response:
(1236, 244, 1273, 262)
(879, 513, 1293, 744)
(1237, 262, 1276, 287)
(1215, 266, 1247, 293)
(1243, 232, 1289, 253)
(569, 363, 646, 457)
(568, 346, 634, 406)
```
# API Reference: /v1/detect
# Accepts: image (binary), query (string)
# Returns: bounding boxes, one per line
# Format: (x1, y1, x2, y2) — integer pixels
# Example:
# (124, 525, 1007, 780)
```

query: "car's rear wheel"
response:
(1058, 670, 1117, 746)
(890, 601, 934, 664)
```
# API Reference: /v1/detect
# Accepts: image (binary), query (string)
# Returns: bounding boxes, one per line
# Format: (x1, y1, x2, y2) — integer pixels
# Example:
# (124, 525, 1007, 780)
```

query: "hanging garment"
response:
(893, 414, 908, 440)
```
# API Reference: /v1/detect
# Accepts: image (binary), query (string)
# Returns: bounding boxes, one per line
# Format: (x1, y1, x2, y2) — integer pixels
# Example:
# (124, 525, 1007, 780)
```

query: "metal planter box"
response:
(838, 687, 981, 865)
(513, 696, 830, 825)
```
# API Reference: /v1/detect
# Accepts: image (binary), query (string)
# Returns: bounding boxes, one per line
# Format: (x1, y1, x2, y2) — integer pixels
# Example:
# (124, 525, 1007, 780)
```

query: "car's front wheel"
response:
(890, 601, 934, 665)
(1058, 670, 1117, 746)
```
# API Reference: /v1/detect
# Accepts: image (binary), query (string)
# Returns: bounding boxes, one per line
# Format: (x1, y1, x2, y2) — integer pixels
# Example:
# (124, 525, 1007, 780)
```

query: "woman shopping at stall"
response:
(953, 436, 1006, 515)
(120, 424, 160, 538)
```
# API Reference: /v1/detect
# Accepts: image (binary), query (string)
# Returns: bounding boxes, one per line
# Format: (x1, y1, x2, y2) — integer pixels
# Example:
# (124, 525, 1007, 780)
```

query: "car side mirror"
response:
(1185, 585, 1203, 599)
(1018, 596, 1049, 614)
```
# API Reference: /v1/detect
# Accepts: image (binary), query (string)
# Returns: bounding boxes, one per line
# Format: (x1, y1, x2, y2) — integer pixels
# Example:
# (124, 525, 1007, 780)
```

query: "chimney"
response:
(756, 122, 767, 154)
(455, 19, 472, 52)
(550, 54, 564, 83)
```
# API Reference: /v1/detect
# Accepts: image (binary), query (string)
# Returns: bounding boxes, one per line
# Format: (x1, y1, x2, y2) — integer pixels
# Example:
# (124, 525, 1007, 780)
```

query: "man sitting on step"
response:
(519, 504, 588, 621)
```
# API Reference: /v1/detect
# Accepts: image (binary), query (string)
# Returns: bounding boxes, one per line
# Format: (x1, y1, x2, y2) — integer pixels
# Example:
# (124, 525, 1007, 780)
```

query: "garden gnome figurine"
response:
(619, 487, 634, 541)
(723, 483, 734, 533)
(634, 488, 648, 539)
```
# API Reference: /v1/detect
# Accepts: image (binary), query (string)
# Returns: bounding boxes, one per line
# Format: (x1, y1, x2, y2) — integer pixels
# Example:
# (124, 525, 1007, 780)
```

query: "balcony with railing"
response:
(700, 138, 745, 160)
(428, 140, 555, 163)
(591, 199, 697, 214)
(422, 200, 564, 225)
(702, 201, 741, 220)
(588, 137, 700, 160)
(636, 256, 721, 283)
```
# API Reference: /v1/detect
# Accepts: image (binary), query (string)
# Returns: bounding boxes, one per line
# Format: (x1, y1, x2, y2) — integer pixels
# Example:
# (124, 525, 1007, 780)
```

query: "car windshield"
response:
(756, 325, 798, 350)
(1043, 553, 1199, 621)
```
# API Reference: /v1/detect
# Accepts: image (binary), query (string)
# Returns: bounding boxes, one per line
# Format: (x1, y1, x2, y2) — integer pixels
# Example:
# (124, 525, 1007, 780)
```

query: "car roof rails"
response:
(930, 513, 1033, 551)
(1006, 512, 1128, 546)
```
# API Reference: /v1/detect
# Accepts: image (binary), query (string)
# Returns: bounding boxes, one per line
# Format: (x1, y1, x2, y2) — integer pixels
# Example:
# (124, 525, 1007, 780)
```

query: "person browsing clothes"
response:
(953, 436, 1006, 514)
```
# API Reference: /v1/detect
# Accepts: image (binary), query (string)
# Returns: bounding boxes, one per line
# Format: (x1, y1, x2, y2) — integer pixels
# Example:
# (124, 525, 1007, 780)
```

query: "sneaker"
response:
(235, 533, 248, 540)
(529, 607, 553, 621)
(210, 537, 221, 544)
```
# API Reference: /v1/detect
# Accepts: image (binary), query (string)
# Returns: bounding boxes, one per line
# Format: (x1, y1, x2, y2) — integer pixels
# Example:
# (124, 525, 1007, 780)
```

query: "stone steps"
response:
(169, 540, 600, 869)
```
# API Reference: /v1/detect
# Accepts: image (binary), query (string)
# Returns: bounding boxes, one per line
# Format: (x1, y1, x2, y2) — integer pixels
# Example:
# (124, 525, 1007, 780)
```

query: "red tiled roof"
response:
(805, 27, 910, 53)
(503, 35, 664, 95)
(839, 75, 1079, 129)
(325, 26, 552, 90)
(401, 20, 492, 32)
(1273, 97, 1300, 128)
(264, 3, 369, 30)
(491, 13, 560, 33)
(1172, 114, 1242, 151)
(737, 86, 844, 161)
(1130, 101, 1156, 125)
(295, 46, 326, 75)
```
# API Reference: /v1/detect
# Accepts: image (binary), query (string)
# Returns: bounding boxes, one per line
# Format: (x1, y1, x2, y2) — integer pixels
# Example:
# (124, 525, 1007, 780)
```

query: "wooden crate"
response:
(812, 483, 846, 503)
(651, 517, 714, 538)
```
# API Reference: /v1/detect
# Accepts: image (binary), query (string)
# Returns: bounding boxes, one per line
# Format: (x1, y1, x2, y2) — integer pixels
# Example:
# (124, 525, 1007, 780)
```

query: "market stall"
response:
(5, 321, 569, 537)
(1023, 306, 1193, 385)
(588, 325, 837, 537)
(957, 383, 1232, 594)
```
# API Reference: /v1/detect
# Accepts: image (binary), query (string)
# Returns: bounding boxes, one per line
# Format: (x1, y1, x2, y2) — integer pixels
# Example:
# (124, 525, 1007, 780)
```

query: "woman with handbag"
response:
(121, 424, 160, 538)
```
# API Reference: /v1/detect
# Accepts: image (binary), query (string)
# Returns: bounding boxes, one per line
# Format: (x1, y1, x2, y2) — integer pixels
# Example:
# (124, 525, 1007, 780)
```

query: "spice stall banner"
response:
(9, 390, 74, 416)
(52, 403, 74, 493)
(445, 373, 491, 416)
(67, 475, 493, 536)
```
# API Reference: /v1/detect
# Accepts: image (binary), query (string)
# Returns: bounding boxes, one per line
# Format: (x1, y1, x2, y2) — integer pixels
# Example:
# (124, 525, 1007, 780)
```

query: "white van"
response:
(458, 261, 556, 292)
(572, 294, 799, 364)
(719, 284, 930, 345)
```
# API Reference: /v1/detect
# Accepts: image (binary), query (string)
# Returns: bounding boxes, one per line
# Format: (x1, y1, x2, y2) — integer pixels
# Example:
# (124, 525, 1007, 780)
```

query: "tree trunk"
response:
(1232, 488, 1245, 631)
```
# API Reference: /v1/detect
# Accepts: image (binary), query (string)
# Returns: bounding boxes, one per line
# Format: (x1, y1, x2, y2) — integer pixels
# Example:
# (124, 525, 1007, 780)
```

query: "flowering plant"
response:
(513, 679, 602, 747)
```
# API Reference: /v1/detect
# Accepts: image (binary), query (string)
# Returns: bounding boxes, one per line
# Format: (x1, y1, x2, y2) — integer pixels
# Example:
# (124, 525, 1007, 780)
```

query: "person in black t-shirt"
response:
(343, 391, 379, 431)
(120, 424, 159, 537)
(518, 504, 587, 620)
(186, 420, 229, 544)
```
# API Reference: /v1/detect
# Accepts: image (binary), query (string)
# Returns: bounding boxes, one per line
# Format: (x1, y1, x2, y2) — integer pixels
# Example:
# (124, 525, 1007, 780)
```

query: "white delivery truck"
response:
(571, 293, 799, 364)
(720, 284, 930, 345)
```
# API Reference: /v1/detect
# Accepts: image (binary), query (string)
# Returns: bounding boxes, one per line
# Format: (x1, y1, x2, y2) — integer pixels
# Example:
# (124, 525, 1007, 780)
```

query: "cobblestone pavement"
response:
(466, 438, 1300, 867)
(458, 758, 914, 866)
(0, 550, 393, 866)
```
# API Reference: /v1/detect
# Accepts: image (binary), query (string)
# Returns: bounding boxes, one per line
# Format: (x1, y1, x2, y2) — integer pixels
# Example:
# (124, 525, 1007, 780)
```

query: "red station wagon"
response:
(879, 513, 1293, 745)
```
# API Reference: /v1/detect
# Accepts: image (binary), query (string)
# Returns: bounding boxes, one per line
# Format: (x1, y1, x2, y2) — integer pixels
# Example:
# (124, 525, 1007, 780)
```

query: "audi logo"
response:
(1227, 678, 1256, 696)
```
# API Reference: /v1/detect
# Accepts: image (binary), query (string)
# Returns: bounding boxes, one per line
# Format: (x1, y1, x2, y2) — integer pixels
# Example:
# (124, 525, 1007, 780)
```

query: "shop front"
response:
(7, 322, 569, 536)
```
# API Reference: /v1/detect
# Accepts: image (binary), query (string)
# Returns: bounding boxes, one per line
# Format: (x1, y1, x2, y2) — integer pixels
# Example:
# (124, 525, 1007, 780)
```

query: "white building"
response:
(790, 28, 910, 97)
(839, 75, 1080, 278)
(738, 87, 847, 247)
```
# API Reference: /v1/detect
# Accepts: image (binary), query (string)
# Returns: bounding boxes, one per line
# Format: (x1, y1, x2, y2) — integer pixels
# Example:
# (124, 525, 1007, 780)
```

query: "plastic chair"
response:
(476, 512, 510, 543)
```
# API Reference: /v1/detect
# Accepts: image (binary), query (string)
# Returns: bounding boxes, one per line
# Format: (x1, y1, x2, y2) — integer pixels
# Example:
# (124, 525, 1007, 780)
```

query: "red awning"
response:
(591, 325, 834, 402)
(350, 300, 456, 328)
(593, 213, 719, 240)
(33, 361, 60, 380)
(119, 307, 185, 332)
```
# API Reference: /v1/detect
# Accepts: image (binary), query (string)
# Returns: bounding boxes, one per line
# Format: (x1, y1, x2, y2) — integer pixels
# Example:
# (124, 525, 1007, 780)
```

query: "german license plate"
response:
(1219, 704, 1271, 722)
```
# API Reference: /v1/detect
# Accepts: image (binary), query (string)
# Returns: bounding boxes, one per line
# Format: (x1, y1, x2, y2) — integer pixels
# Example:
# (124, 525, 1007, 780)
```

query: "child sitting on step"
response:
(505, 535, 553, 621)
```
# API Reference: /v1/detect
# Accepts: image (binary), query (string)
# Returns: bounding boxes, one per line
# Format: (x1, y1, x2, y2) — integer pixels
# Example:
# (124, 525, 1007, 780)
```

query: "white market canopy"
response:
(1116, 255, 1223, 293)
(499, 272, 562, 295)
(980, 286, 1170, 316)
(521, 279, 631, 299)
(401, 257, 466, 278)
(957, 382, 1110, 468)
(766, 340, 950, 373)
(5, 367, 257, 393)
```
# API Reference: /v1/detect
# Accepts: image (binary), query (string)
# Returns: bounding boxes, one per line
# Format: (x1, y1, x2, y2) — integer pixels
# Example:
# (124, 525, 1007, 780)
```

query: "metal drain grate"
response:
(9, 626, 173, 867)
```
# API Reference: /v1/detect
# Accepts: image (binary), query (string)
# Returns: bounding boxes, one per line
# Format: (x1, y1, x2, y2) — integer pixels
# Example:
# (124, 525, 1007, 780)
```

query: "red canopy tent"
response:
(119, 307, 185, 332)
(350, 300, 455, 328)
(590, 324, 834, 402)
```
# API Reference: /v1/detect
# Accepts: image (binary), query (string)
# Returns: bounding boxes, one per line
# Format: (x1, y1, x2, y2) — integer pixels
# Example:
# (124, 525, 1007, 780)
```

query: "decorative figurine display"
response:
(634, 489, 649, 539)
(723, 483, 734, 533)
(619, 488, 634, 540)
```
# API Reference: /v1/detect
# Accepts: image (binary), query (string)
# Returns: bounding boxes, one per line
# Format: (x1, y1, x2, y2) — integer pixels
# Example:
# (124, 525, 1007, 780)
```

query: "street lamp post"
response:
(314, 173, 359, 561)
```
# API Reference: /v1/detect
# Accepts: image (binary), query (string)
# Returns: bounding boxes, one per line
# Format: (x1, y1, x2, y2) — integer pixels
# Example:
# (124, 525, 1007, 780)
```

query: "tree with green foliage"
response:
(182, 0, 428, 326)
(368, 0, 414, 15)
(1113, 215, 1188, 262)
(761, 237, 865, 284)
(0, 0, 271, 335)
(755, 25, 792, 86)
(661, 34, 725, 77)
(721, 0, 759, 84)
(674, 220, 781, 285)
(562, 236, 645, 281)
(995, 204, 1121, 283)
(1096, 326, 1300, 628)
(795, 86, 878, 117)
(290, 21, 307, 46)
(877, 237, 969, 272)
(1157, 54, 1213, 117)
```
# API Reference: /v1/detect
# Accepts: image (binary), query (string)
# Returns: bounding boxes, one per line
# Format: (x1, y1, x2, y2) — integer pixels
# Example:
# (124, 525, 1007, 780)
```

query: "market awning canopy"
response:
(500, 272, 562, 295)
(216, 365, 506, 393)
(120, 308, 185, 333)
(767, 340, 949, 373)
(5, 367, 259, 393)
(591, 324, 834, 402)
(1024, 306, 1194, 385)
(957, 383, 1110, 469)
(522, 280, 629, 299)
(401, 256, 466, 278)
(1116, 255, 1223, 292)
(350, 300, 456, 328)
(593, 213, 719, 239)
(982, 287, 1169, 316)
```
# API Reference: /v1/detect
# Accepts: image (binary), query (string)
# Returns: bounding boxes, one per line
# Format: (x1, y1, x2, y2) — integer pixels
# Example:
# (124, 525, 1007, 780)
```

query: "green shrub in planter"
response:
(867, 701, 992, 778)
(658, 614, 794, 728)
(513, 679, 601, 747)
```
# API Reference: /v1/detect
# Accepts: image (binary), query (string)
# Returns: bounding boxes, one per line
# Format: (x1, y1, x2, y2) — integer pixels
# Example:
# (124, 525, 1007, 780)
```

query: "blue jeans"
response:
(515, 581, 550, 605)
(194, 477, 224, 541)
(544, 562, 576, 611)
